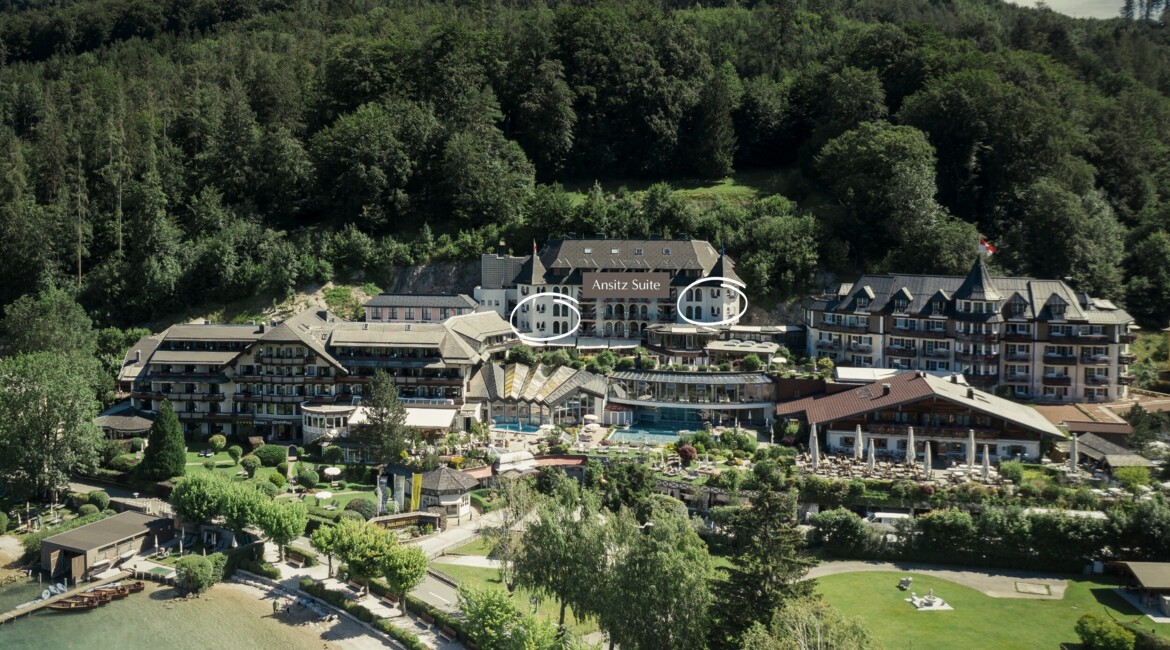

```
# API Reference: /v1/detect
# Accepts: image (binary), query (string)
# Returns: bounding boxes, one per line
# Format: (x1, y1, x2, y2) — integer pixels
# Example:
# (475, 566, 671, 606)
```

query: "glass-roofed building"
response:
(606, 370, 774, 428)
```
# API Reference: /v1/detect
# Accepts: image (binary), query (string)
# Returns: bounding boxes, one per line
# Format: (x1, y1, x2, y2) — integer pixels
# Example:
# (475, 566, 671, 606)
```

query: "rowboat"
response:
(126, 581, 145, 593)
(47, 599, 98, 612)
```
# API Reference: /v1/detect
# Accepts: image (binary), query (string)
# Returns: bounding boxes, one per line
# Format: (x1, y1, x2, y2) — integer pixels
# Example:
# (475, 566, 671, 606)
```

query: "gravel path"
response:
(806, 560, 1068, 599)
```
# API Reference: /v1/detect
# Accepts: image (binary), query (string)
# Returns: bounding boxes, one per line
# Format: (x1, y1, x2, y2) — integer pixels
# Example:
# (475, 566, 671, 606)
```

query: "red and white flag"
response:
(979, 238, 997, 255)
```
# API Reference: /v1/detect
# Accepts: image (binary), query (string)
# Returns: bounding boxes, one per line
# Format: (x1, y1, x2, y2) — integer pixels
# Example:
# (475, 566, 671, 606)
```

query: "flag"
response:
(979, 238, 997, 255)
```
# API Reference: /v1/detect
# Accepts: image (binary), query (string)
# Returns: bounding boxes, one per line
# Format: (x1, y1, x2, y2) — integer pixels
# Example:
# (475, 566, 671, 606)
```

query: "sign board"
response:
(410, 473, 423, 512)
(581, 272, 670, 299)
(393, 473, 406, 513)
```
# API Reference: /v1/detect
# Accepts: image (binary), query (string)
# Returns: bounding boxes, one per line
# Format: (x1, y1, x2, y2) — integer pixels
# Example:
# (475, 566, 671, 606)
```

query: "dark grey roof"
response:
(363, 294, 477, 309)
(513, 238, 740, 285)
(42, 511, 172, 553)
(96, 401, 154, 432)
(953, 256, 1002, 301)
(820, 259, 1132, 324)
(420, 466, 479, 494)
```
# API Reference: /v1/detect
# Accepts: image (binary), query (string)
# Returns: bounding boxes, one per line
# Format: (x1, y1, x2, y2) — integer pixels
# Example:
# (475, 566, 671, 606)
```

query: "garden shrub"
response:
(251, 479, 279, 498)
(177, 555, 216, 593)
(0, 512, 8, 532)
(78, 504, 99, 516)
(241, 559, 281, 580)
(268, 472, 287, 488)
(277, 461, 289, 476)
(322, 446, 345, 464)
(208, 434, 227, 453)
(254, 444, 288, 467)
(87, 491, 111, 510)
(203, 460, 215, 471)
(130, 437, 146, 452)
(1076, 613, 1136, 650)
(241, 455, 260, 477)
(999, 461, 1025, 484)
(298, 468, 319, 489)
(337, 480, 348, 490)
(337, 510, 365, 522)
(345, 498, 377, 521)
(109, 455, 140, 472)
(228, 445, 244, 464)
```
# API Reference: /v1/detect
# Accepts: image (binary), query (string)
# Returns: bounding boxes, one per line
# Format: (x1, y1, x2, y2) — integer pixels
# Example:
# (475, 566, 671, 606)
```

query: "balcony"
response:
(1120, 333, 1137, 344)
(1002, 332, 1033, 343)
(922, 348, 951, 359)
(1080, 355, 1111, 366)
(819, 321, 870, 334)
(1084, 375, 1110, 386)
(845, 344, 873, 354)
(1042, 355, 1078, 366)
(1042, 375, 1072, 387)
(1119, 352, 1136, 364)
(1069, 336, 1110, 346)
(954, 352, 1000, 364)
(258, 374, 307, 384)
(1002, 373, 1031, 384)
(1118, 374, 1136, 385)
(815, 340, 842, 351)
(964, 373, 998, 388)
(953, 331, 1000, 343)
(885, 346, 917, 358)
(256, 354, 317, 366)
(1004, 352, 1031, 362)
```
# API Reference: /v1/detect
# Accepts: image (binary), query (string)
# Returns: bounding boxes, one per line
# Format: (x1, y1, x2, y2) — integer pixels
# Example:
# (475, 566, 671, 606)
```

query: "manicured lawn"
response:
(561, 167, 792, 206)
(817, 571, 1169, 649)
(448, 537, 498, 557)
(431, 562, 598, 637)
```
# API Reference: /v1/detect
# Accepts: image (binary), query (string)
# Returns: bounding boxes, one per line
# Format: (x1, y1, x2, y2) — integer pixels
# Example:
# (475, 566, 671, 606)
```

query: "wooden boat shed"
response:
(41, 511, 173, 579)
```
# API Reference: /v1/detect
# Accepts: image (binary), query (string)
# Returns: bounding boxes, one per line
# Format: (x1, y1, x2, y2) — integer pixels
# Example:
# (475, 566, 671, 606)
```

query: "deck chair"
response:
(897, 577, 912, 591)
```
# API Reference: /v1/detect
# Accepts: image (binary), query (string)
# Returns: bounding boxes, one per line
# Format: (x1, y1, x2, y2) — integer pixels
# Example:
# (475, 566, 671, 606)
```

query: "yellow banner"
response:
(410, 473, 422, 512)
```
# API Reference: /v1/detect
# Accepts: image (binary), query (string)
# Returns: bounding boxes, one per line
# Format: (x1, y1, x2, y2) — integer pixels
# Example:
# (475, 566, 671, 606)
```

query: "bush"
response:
(322, 446, 345, 464)
(251, 479, 280, 498)
(228, 445, 244, 464)
(0, 512, 8, 532)
(176, 555, 216, 593)
(337, 480, 348, 490)
(1076, 613, 1136, 650)
(268, 472, 287, 488)
(1115, 466, 1151, 493)
(109, 455, 140, 472)
(298, 468, 319, 489)
(208, 435, 227, 453)
(277, 461, 289, 476)
(203, 460, 215, 471)
(77, 504, 99, 516)
(89, 489, 112, 511)
(241, 455, 260, 477)
(375, 619, 428, 650)
(345, 498, 377, 521)
(130, 437, 146, 452)
(999, 461, 1025, 484)
(255, 445, 288, 467)
(241, 559, 281, 580)
(337, 510, 365, 522)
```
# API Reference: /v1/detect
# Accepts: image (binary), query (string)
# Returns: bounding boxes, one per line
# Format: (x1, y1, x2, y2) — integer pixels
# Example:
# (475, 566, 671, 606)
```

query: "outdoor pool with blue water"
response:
(609, 426, 688, 444)
(492, 423, 542, 434)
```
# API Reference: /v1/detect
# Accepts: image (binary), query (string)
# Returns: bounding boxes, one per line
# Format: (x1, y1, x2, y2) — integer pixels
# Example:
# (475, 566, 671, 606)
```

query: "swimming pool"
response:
(492, 423, 542, 434)
(609, 426, 687, 444)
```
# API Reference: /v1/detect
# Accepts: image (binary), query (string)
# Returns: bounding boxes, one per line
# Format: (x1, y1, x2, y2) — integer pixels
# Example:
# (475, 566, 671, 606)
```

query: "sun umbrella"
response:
(809, 424, 819, 472)
(967, 429, 976, 468)
(923, 442, 932, 478)
(906, 426, 915, 464)
(315, 491, 333, 501)
(1069, 434, 1079, 474)
(867, 438, 876, 474)
(982, 445, 991, 481)
(855, 424, 864, 461)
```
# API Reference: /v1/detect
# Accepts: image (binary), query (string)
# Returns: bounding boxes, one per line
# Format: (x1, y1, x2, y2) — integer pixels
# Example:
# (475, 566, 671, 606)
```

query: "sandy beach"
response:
(215, 581, 393, 650)
(0, 535, 27, 583)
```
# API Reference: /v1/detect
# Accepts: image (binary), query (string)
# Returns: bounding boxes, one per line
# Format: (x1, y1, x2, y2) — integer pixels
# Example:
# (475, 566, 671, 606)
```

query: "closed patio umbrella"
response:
(906, 426, 915, 464)
(967, 429, 976, 468)
(923, 442, 932, 478)
(1069, 434, 1079, 474)
(855, 424, 864, 461)
(982, 444, 991, 480)
(867, 438, 875, 474)
(809, 424, 819, 472)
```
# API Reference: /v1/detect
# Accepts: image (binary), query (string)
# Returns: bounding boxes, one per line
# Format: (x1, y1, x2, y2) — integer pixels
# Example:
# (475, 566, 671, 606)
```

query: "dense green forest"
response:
(3, 0, 1170, 329)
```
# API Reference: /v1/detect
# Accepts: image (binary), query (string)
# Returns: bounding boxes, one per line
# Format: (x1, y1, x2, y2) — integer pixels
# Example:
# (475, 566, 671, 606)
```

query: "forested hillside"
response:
(3, 0, 1170, 329)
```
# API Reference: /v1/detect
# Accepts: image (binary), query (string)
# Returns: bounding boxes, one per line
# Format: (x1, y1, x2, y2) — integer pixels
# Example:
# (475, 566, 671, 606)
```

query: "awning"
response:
(1123, 562, 1170, 591)
(405, 407, 458, 430)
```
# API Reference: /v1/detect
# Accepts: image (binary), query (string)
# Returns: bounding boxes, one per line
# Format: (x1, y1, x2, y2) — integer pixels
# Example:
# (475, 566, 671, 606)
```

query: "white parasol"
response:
(923, 442, 933, 479)
(906, 426, 915, 464)
(967, 429, 976, 468)
(867, 438, 875, 474)
(809, 424, 820, 472)
(855, 424, 864, 461)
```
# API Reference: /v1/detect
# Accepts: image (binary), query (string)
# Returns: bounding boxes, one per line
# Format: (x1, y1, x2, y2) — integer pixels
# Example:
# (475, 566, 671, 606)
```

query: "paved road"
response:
(805, 560, 1068, 599)
(414, 574, 461, 614)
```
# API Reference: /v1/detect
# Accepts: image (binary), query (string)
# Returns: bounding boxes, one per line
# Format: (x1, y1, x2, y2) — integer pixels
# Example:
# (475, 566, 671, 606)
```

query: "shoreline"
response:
(215, 580, 392, 650)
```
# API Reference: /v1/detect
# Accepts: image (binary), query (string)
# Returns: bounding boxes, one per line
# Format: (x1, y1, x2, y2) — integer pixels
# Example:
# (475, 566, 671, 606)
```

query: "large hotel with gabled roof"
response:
(804, 257, 1136, 403)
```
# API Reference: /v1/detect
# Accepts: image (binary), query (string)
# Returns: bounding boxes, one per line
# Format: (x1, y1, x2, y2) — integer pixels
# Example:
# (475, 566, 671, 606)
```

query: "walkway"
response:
(805, 560, 1068, 599)
(410, 510, 504, 559)
(262, 542, 464, 649)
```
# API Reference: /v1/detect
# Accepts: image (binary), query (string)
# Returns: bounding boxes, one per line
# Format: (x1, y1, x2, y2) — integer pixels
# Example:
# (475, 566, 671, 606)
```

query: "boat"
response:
(47, 600, 97, 612)
(126, 581, 145, 593)
(41, 589, 51, 600)
(90, 586, 130, 600)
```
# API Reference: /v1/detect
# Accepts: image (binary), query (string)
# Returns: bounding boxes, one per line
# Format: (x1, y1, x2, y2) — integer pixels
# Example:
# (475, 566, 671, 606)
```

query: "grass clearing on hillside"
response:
(561, 167, 800, 206)
(817, 571, 1168, 649)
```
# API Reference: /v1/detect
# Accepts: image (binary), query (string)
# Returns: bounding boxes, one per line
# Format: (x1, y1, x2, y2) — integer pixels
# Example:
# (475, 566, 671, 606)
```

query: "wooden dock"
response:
(0, 571, 131, 624)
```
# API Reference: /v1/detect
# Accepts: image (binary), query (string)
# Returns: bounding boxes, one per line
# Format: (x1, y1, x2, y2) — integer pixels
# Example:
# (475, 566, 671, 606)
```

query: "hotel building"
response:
(804, 258, 1135, 402)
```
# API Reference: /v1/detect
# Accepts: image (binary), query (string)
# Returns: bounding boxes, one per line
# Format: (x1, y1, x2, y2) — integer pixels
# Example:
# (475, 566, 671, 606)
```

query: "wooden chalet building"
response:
(776, 370, 1065, 463)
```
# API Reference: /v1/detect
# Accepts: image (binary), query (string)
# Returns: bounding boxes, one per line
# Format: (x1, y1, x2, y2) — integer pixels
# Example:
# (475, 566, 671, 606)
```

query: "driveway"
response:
(805, 560, 1068, 599)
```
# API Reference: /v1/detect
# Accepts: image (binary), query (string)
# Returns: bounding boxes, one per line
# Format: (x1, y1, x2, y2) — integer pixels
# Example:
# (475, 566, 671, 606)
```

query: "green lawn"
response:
(448, 537, 498, 557)
(560, 167, 794, 206)
(431, 562, 598, 637)
(817, 571, 1168, 649)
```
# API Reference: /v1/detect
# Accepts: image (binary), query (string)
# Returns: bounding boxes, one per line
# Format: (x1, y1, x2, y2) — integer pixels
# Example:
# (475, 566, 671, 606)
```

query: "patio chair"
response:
(897, 577, 912, 591)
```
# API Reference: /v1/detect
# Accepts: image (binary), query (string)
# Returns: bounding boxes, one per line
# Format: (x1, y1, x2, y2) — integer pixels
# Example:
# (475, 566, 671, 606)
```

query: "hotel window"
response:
(932, 300, 945, 312)
(857, 296, 870, 310)
(388, 307, 398, 319)
(635, 248, 643, 255)
(610, 248, 620, 254)
(711, 288, 721, 299)
(1051, 304, 1067, 319)
(584, 248, 592, 254)
(1009, 301, 1026, 318)
(894, 297, 909, 311)
(663, 248, 671, 255)
(372, 307, 383, 320)
(405, 308, 415, 319)
(440, 308, 449, 320)
(422, 308, 432, 320)
(1050, 325, 1073, 337)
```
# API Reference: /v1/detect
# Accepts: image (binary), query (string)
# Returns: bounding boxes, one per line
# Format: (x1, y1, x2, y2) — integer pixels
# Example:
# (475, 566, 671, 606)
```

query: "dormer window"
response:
(635, 248, 643, 255)
(1051, 304, 1066, 319)
(857, 296, 870, 310)
(932, 300, 945, 313)
(583, 247, 592, 254)
(610, 248, 620, 254)
(663, 248, 671, 255)
(894, 298, 909, 312)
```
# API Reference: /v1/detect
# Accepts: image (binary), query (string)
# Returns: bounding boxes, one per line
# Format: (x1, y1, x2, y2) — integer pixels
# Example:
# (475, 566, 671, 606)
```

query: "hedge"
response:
(222, 541, 265, 579)
(373, 619, 428, 650)
(254, 444, 289, 467)
(284, 546, 318, 567)
(242, 559, 281, 580)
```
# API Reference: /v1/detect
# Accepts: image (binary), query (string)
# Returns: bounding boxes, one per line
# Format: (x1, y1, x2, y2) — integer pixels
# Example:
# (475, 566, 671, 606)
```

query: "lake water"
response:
(0, 579, 344, 650)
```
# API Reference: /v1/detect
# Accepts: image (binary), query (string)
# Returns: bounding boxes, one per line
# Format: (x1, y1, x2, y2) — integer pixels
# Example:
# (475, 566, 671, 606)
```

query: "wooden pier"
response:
(0, 571, 131, 624)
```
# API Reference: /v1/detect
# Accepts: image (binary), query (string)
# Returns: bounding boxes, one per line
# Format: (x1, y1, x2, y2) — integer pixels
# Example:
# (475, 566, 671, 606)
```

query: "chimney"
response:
(881, 383, 890, 396)
(950, 374, 959, 384)
(134, 349, 141, 363)
(918, 370, 926, 378)
(967, 387, 975, 399)
(259, 323, 266, 334)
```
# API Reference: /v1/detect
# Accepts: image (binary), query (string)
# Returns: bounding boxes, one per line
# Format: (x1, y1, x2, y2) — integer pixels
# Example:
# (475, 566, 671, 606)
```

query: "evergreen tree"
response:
(349, 370, 410, 465)
(139, 400, 187, 481)
(695, 62, 743, 179)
